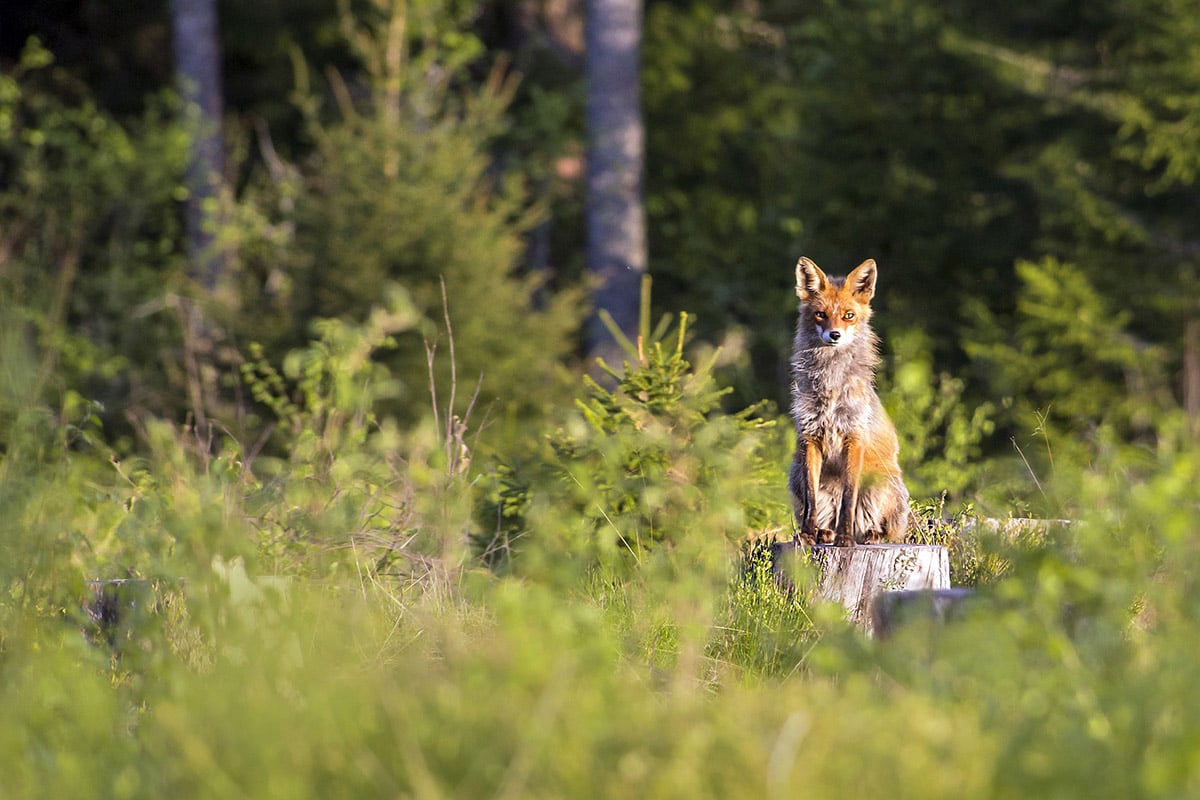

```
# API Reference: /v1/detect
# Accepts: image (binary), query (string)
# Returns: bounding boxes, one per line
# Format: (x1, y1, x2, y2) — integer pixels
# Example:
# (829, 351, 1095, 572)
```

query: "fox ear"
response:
(795, 257, 827, 300)
(847, 259, 877, 300)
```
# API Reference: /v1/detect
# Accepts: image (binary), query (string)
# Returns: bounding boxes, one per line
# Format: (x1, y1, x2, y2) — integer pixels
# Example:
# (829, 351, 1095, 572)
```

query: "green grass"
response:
(6, 472, 1199, 800)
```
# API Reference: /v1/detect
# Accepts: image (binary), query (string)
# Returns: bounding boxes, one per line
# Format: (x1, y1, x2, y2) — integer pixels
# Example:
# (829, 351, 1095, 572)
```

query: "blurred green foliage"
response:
(0, 38, 189, 434)
(225, 1, 583, 429)
(883, 328, 997, 501)
(475, 308, 791, 582)
(966, 258, 1173, 481)
(4, 326, 1200, 797)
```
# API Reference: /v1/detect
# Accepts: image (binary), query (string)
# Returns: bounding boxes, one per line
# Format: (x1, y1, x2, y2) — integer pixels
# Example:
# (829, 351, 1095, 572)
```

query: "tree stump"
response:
(772, 542, 951, 636)
(871, 588, 977, 639)
(85, 579, 158, 647)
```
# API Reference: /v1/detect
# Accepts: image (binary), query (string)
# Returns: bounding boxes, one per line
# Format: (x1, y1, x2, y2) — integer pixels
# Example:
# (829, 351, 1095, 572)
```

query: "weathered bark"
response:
(584, 0, 646, 369)
(171, 0, 227, 429)
(773, 542, 951, 636)
(871, 588, 977, 639)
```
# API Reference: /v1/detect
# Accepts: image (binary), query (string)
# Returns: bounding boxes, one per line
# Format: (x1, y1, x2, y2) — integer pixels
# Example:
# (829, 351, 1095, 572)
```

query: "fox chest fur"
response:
(790, 326, 884, 469)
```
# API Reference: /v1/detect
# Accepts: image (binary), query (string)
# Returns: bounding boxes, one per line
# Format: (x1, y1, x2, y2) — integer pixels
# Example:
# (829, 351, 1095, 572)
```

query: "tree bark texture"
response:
(171, 0, 225, 292)
(871, 588, 976, 639)
(585, 0, 646, 368)
(773, 542, 951, 636)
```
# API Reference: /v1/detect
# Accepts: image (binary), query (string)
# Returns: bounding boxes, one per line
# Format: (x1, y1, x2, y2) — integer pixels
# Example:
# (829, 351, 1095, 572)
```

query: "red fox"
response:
(789, 257, 912, 547)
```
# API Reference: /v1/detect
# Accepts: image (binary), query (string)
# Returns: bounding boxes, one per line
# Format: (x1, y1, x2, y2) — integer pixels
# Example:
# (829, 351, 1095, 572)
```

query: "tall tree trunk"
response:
(171, 0, 226, 429)
(1186, 319, 1200, 439)
(171, 0, 225, 293)
(585, 0, 646, 370)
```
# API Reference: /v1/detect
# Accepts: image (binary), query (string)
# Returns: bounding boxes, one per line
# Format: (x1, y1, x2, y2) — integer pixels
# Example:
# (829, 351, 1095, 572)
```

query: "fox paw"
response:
(862, 530, 886, 545)
(832, 532, 856, 548)
(795, 531, 817, 548)
(816, 528, 837, 546)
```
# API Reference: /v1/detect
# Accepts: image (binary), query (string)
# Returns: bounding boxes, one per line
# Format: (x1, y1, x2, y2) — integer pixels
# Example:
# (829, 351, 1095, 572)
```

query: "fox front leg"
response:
(791, 436, 833, 546)
(834, 437, 866, 547)
(788, 456, 816, 546)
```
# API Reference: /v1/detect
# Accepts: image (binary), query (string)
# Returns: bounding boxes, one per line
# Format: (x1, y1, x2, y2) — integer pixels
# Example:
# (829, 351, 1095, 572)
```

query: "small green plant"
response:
(909, 498, 1012, 587)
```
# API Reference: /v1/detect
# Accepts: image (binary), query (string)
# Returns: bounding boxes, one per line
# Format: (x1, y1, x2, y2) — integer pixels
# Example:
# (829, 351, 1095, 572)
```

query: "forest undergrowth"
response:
(3, 295, 1200, 799)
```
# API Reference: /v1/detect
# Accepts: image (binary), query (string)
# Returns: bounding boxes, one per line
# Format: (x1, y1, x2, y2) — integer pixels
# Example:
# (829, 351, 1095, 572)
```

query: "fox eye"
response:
(843, 311, 856, 321)
(813, 311, 827, 321)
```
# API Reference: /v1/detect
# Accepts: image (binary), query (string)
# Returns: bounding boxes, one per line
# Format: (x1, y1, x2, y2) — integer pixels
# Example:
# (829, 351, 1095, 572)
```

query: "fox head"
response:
(794, 257, 877, 348)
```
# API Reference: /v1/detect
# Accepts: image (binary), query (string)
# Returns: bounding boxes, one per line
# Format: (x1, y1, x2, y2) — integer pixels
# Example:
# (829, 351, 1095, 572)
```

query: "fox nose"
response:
(827, 330, 841, 342)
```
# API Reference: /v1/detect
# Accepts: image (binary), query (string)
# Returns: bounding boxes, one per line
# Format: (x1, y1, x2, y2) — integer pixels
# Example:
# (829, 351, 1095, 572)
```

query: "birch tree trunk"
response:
(585, 0, 646, 369)
(170, 0, 227, 428)
(171, 0, 225, 293)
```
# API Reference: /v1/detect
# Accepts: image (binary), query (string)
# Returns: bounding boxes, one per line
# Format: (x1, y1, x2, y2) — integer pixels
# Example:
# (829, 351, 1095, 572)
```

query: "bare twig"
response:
(439, 277, 457, 449)
(424, 339, 441, 440)
(1011, 436, 1047, 500)
(34, 214, 85, 398)
(325, 65, 357, 121)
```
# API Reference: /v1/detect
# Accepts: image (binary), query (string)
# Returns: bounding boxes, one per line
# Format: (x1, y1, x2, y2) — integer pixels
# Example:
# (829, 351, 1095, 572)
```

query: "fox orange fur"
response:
(788, 257, 912, 547)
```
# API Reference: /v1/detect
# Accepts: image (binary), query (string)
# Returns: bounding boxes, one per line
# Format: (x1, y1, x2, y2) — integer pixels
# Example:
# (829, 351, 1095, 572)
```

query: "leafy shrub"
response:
(0, 38, 190, 434)
(476, 311, 792, 581)
(233, 283, 482, 583)
(882, 329, 996, 501)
